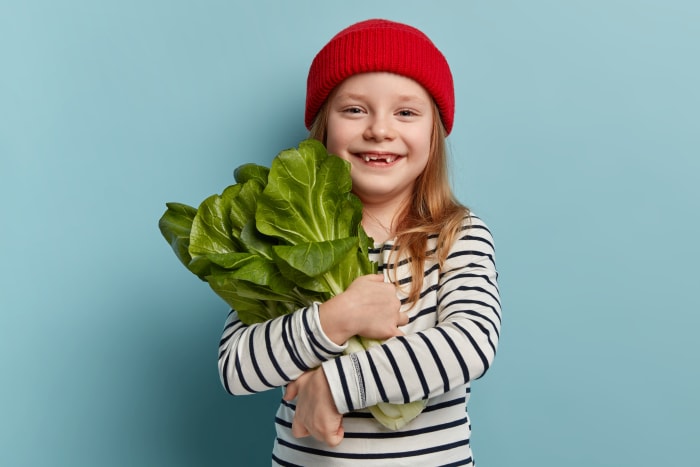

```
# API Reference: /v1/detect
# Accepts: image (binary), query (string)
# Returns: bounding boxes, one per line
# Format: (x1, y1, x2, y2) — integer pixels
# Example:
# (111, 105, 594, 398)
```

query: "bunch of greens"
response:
(158, 139, 426, 430)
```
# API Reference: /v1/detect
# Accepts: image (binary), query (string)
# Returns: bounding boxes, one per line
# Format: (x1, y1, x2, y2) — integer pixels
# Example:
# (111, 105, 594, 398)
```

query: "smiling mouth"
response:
(357, 153, 401, 164)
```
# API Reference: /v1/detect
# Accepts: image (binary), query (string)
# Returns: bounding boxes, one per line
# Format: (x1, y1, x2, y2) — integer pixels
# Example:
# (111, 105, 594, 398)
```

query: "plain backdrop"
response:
(1, 1, 698, 466)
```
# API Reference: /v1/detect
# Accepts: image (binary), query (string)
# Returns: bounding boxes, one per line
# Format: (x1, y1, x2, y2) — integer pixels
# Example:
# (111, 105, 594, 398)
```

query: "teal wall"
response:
(2, 1, 698, 465)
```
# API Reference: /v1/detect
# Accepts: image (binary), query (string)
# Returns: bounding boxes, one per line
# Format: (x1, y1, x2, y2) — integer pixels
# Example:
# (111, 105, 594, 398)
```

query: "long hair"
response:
(309, 99, 470, 304)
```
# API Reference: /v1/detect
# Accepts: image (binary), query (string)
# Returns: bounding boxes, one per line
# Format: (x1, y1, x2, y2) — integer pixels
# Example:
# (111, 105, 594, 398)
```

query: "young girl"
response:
(218, 19, 501, 466)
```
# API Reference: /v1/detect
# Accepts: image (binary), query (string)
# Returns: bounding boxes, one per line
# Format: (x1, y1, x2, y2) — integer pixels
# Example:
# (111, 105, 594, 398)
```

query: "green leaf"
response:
(236, 301, 296, 326)
(158, 202, 197, 268)
(256, 139, 359, 245)
(206, 273, 297, 323)
(229, 256, 296, 295)
(272, 238, 357, 277)
(227, 180, 262, 239)
(239, 220, 275, 259)
(206, 251, 258, 269)
(234, 163, 269, 185)
(206, 269, 311, 319)
(273, 261, 331, 295)
(186, 255, 214, 279)
(190, 193, 237, 257)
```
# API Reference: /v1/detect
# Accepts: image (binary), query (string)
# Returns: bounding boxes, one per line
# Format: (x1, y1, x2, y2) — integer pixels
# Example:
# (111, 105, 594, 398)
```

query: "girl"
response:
(218, 19, 501, 466)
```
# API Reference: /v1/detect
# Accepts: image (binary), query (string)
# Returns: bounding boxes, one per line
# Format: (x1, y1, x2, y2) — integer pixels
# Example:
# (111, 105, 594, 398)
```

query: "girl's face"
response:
(325, 72, 434, 207)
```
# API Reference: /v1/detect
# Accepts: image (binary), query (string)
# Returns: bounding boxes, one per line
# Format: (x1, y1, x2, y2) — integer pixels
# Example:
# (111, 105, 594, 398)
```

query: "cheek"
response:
(324, 119, 348, 156)
(325, 138, 345, 161)
(325, 133, 340, 155)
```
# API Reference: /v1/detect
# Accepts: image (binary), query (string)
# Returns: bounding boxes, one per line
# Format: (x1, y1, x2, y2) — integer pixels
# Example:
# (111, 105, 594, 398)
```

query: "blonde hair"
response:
(309, 99, 470, 304)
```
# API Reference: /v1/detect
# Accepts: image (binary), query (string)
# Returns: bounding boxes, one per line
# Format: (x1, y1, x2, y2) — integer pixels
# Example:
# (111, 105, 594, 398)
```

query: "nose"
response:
(363, 113, 395, 141)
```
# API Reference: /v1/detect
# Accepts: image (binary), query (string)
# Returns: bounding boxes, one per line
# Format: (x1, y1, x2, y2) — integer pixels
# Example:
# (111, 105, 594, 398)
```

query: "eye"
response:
(343, 106, 364, 114)
(397, 109, 417, 117)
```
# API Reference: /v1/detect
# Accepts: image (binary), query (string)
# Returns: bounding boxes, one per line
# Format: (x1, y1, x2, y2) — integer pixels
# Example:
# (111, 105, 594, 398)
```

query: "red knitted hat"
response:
(305, 19, 455, 135)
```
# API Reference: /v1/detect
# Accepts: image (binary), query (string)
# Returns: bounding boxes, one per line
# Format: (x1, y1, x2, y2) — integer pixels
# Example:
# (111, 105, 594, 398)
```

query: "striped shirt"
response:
(218, 214, 501, 466)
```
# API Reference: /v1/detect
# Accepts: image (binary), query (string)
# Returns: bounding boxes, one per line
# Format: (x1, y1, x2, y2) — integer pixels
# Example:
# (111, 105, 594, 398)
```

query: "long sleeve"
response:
(218, 303, 347, 395)
(321, 215, 501, 414)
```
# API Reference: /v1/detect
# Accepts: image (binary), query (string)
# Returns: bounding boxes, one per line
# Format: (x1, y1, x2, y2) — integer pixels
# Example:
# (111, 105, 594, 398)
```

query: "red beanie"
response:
(305, 19, 455, 135)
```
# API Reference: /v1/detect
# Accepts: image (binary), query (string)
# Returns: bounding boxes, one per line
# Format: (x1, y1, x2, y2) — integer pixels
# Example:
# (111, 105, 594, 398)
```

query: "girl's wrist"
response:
(319, 295, 354, 345)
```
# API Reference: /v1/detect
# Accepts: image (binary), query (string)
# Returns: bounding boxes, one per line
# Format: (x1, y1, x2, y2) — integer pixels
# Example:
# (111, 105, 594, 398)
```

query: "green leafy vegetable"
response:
(158, 138, 426, 429)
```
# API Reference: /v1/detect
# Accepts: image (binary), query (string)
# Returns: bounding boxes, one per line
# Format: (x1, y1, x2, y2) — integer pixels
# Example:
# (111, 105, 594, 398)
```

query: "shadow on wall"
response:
(92, 279, 282, 466)
(150, 315, 280, 465)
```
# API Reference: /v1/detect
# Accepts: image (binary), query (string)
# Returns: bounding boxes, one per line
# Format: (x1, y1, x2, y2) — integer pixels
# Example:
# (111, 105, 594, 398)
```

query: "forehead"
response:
(332, 72, 432, 103)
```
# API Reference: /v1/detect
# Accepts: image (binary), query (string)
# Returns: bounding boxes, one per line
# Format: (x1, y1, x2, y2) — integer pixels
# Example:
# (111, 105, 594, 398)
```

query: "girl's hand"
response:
(320, 274, 408, 345)
(283, 368, 344, 447)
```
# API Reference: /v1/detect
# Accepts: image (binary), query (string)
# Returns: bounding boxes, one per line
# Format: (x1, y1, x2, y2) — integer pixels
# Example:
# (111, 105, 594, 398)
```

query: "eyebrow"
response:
(335, 92, 429, 105)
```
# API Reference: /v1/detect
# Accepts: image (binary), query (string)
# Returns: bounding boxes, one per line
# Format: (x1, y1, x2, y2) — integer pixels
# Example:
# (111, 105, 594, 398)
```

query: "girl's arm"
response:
(281, 275, 409, 446)
(321, 216, 501, 414)
(219, 269, 409, 396)
(218, 304, 347, 395)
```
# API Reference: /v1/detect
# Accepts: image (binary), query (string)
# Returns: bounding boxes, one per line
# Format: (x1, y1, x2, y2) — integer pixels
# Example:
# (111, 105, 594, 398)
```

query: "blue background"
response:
(2, 1, 698, 465)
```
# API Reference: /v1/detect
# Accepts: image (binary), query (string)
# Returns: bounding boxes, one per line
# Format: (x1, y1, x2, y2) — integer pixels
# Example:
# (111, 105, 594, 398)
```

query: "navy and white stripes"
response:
(218, 214, 500, 465)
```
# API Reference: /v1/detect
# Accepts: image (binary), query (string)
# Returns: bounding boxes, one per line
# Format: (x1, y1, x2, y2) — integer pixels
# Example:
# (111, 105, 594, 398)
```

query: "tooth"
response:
(364, 155, 371, 162)
(386, 157, 394, 163)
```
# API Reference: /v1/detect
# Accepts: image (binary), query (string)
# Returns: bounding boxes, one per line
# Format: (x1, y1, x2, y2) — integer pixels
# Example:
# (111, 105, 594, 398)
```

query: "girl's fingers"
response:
(324, 429, 345, 447)
(291, 420, 310, 438)
(361, 273, 385, 283)
(283, 382, 298, 401)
